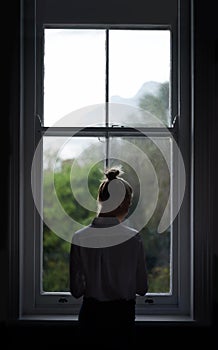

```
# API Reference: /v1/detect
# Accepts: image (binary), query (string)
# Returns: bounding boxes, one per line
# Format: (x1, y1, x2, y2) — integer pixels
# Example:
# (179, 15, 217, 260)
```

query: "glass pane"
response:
(44, 29, 106, 127)
(109, 30, 171, 127)
(42, 136, 105, 292)
(109, 137, 172, 293)
(42, 135, 172, 293)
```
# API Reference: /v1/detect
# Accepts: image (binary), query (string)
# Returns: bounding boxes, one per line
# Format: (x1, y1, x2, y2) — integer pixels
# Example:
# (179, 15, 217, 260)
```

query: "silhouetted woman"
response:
(69, 167, 148, 346)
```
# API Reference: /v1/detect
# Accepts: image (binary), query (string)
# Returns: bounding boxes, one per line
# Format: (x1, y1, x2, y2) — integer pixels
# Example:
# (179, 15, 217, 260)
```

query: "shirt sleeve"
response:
(136, 235, 148, 296)
(69, 242, 86, 299)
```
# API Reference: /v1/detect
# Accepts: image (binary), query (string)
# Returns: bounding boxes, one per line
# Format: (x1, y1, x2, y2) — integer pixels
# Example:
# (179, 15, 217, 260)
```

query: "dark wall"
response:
(194, 0, 218, 327)
(1, 0, 218, 346)
(1, 0, 21, 325)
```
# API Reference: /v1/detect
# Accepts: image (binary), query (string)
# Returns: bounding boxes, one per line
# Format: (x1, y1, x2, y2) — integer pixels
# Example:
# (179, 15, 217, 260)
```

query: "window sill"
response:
(19, 314, 194, 324)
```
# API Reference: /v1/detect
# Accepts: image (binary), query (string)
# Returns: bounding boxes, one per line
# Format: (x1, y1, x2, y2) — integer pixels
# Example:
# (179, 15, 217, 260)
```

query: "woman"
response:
(69, 167, 148, 345)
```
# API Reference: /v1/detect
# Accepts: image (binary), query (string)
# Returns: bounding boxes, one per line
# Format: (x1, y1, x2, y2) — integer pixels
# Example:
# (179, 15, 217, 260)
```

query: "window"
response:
(20, 0, 193, 320)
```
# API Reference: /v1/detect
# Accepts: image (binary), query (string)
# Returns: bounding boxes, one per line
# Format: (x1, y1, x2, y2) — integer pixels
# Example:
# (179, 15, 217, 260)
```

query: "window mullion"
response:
(105, 29, 109, 125)
(105, 29, 110, 168)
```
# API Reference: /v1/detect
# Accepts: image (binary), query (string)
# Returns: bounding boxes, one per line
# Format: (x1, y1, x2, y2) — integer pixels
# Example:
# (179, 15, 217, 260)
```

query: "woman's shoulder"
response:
(120, 222, 138, 235)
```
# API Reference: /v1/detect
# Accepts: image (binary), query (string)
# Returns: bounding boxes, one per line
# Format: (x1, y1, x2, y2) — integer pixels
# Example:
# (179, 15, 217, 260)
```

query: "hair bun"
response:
(105, 168, 120, 181)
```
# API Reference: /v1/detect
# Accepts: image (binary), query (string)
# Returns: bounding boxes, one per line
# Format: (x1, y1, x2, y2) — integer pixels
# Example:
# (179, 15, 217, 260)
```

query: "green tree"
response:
(43, 159, 102, 291)
(139, 81, 169, 125)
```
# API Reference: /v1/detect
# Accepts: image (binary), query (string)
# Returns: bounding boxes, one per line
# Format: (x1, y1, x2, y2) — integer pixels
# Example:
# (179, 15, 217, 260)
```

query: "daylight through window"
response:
(42, 28, 173, 297)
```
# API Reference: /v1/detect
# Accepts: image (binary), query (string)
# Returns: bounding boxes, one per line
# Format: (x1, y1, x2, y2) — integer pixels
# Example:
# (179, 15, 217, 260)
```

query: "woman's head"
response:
(97, 166, 133, 220)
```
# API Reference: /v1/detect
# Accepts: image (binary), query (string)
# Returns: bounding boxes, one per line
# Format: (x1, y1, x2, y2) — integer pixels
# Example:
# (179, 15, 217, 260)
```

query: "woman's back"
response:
(70, 216, 148, 301)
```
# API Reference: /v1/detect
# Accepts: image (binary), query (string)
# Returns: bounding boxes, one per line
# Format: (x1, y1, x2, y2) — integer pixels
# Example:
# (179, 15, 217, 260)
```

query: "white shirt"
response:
(69, 217, 148, 301)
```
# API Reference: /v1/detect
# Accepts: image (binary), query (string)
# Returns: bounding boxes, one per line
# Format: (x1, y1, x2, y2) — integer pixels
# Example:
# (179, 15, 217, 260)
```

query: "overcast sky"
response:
(44, 29, 170, 127)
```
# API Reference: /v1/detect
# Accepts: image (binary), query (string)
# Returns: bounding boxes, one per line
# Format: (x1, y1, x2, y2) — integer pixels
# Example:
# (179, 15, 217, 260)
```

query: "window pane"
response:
(109, 137, 172, 293)
(109, 30, 171, 127)
(44, 29, 106, 127)
(42, 137, 172, 293)
(43, 29, 171, 128)
(42, 135, 172, 293)
(42, 136, 105, 291)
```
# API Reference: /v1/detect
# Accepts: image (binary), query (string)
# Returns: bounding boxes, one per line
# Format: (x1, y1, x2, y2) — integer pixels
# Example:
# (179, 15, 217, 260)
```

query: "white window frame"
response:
(16, 0, 199, 323)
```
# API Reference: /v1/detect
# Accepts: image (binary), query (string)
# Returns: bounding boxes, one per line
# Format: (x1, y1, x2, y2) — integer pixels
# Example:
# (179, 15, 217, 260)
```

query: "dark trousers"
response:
(78, 297, 136, 348)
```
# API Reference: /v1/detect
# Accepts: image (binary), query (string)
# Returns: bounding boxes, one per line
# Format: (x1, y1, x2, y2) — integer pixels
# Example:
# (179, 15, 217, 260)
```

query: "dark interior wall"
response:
(1, 0, 21, 325)
(1, 0, 218, 345)
(194, 0, 218, 326)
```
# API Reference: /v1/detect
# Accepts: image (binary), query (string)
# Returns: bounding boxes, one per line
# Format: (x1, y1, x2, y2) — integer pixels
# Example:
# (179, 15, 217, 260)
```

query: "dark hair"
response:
(97, 166, 133, 217)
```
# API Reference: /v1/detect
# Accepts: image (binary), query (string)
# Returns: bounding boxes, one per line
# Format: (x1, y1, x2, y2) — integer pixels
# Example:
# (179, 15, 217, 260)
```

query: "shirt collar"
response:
(91, 216, 120, 228)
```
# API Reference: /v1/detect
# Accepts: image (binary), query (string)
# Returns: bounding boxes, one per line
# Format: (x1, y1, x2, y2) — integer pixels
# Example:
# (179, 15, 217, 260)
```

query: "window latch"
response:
(58, 297, 68, 304)
(145, 297, 154, 304)
(111, 124, 124, 128)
